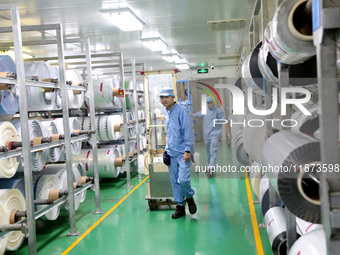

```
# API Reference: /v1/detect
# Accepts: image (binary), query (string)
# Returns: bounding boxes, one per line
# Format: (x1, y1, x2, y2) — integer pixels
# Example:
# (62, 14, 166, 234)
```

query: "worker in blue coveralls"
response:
(160, 87, 197, 219)
(192, 96, 232, 177)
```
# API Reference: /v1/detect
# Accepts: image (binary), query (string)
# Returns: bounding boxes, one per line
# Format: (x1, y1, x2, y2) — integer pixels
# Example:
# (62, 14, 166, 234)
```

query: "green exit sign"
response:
(197, 68, 208, 74)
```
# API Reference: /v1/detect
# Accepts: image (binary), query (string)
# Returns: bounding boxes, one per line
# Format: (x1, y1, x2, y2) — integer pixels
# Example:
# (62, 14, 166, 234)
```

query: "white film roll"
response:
(0, 179, 25, 197)
(74, 163, 87, 203)
(260, 176, 270, 216)
(0, 122, 19, 178)
(65, 70, 85, 109)
(249, 161, 262, 198)
(50, 65, 62, 110)
(262, 130, 321, 223)
(34, 174, 61, 220)
(72, 147, 121, 178)
(24, 62, 56, 111)
(40, 120, 62, 162)
(296, 217, 322, 236)
(243, 113, 267, 163)
(0, 201, 8, 255)
(264, 0, 314, 65)
(258, 42, 280, 87)
(289, 228, 326, 255)
(264, 207, 287, 255)
(235, 135, 249, 166)
(13, 120, 46, 172)
(0, 189, 26, 251)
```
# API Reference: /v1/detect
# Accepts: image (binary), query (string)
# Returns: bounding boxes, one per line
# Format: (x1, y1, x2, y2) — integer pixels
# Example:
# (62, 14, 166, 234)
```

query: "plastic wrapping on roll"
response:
(83, 78, 122, 110)
(296, 217, 322, 235)
(33, 174, 61, 220)
(0, 56, 19, 121)
(291, 102, 319, 137)
(0, 201, 8, 254)
(249, 161, 262, 198)
(243, 113, 267, 163)
(50, 65, 62, 110)
(235, 135, 249, 166)
(260, 176, 270, 216)
(241, 43, 265, 95)
(0, 189, 26, 251)
(0, 179, 25, 196)
(264, 0, 315, 65)
(65, 70, 85, 109)
(72, 148, 121, 178)
(0, 122, 19, 178)
(262, 130, 321, 223)
(13, 120, 46, 172)
(264, 207, 287, 255)
(74, 163, 86, 203)
(40, 120, 62, 162)
(24, 62, 56, 111)
(289, 228, 326, 255)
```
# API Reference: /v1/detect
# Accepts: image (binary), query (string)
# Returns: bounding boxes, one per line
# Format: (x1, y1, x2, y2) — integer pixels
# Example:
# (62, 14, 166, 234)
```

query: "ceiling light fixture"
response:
(175, 59, 190, 70)
(100, 7, 144, 31)
(141, 37, 168, 51)
(162, 52, 181, 63)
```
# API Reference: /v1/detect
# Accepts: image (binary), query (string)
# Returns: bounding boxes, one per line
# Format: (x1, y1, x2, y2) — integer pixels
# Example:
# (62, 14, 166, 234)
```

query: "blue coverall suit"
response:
(195, 105, 226, 170)
(165, 103, 195, 205)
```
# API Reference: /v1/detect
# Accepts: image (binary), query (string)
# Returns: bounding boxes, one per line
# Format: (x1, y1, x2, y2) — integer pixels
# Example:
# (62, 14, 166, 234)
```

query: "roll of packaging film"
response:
(0, 189, 26, 251)
(33, 174, 61, 220)
(72, 147, 121, 178)
(235, 134, 249, 166)
(13, 120, 47, 172)
(74, 163, 87, 203)
(0, 55, 19, 120)
(0, 201, 8, 254)
(291, 102, 319, 137)
(0, 122, 19, 178)
(264, 0, 315, 65)
(264, 207, 287, 255)
(40, 120, 62, 162)
(0, 178, 25, 197)
(262, 130, 321, 223)
(24, 62, 56, 111)
(116, 145, 126, 173)
(296, 217, 323, 236)
(243, 113, 267, 163)
(83, 78, 121, 110)
(49, 65, 61, 110)
(260, 175, 281, 216)
(241, 42, 265, 95)
(289, 228, 326, 255)
(230, 118, 244, 148)
(249, 161, 262, 198)
(65, 70, 85, 109)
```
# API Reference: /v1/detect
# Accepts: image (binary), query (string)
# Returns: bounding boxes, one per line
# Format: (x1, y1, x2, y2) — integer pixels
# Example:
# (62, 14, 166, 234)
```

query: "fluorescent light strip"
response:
(100, 8, 144, 31)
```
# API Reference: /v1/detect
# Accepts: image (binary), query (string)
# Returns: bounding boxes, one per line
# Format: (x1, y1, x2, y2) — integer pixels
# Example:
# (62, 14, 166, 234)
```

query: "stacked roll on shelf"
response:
(0, 189, 26, 251)
(0, 179, 25, 197)
(249, 161, 262, 198)
(0, 122, 19, 178)
(0, 56, 19, 121)
(40, 119, 63, 163)
(65, 70, 85, 109)
(0, 202, 8, 255)
(288, 228, 326, 255)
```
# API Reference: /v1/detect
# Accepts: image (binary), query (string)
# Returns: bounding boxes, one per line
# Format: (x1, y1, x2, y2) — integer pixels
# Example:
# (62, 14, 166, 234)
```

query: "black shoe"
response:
(172, 205, 186, 219)
(186, 197, 197, 214)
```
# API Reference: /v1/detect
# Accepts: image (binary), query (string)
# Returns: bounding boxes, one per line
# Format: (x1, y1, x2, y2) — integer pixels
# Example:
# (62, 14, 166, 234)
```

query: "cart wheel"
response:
(148, 200, 156, 210)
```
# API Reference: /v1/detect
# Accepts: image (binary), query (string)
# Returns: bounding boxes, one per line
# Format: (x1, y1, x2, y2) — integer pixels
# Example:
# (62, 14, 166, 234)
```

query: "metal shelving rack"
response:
(0, 5, 101, 254)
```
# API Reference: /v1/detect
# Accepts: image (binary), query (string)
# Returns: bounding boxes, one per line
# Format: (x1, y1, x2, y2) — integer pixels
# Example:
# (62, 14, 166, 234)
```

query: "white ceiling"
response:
(0, 0, 258, 72)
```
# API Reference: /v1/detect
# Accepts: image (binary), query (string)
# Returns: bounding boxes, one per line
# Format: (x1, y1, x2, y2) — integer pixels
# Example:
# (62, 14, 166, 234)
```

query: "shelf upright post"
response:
(11, 6, 37, 255)
(84, 38, 103, 214)
(56, 24, 78, 236)
(119, 53, 132, 188)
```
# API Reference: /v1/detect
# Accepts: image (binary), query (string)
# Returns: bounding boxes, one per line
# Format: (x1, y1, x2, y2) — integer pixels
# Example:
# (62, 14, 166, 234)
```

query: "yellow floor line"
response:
(244, 172, 264, 255)
(61, 176, 149, 255)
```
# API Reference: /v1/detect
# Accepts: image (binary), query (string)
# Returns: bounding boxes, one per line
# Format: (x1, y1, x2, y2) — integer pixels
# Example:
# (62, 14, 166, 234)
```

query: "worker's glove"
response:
(163, 151, 171, 166)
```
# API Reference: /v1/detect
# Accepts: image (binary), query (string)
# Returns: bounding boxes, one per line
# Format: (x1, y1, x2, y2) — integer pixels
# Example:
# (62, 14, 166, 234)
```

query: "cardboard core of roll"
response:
(129, 152, 134, 156)
(0, 72, 9, 77)
(73, 90, 82, 95)
(42, 87, 55, 92)
(10, 210, 19, 224)
(51, 134, 61, 141)
(121, 155, 126, 160)
(73, 182, 78, 190)
(48, 189, 60, 201)
(32, 137, 43, 145)
(134, 150, 138, 154)
(0, 84, 11, 90)
(114, 123, 122, 132)
(112, 88, 119, 97)
(114, 158, 123, 167)
(81, 176, 87, 185)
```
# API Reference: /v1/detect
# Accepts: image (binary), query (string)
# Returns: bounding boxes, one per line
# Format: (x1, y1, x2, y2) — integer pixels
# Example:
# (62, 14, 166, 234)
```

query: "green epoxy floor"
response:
(14, 142, 272, 255)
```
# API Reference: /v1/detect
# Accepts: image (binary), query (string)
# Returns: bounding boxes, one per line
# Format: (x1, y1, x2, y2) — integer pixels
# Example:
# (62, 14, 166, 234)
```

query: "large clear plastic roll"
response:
(0, 122, 19, 178)
(0, 189, 26, 251)
(289, 228, 326, 255)
(24, 62, 56, 111)
(249, 161, 262, 198)
(0, 55, 19, 120)
(0, 201, 8, 255)
(243, 113, 267, 163)
(0, 179, 25, 197)
(65, 70, 85, 109)
(262, 130, 321, 223)
(73, 148, 122, 178)
(40, 120, 62, 162)
(264, 0, 314, 65)
(264, 207, 287, 255)
(242, 42, 265, 95)
(83, 78, 121, 110)
(33, 174, 61, 220)
(13, 120, 46, 172)
(296, 217, 322, 235)
(50, 65, 62, 110)
(291, 102, 319, 137)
